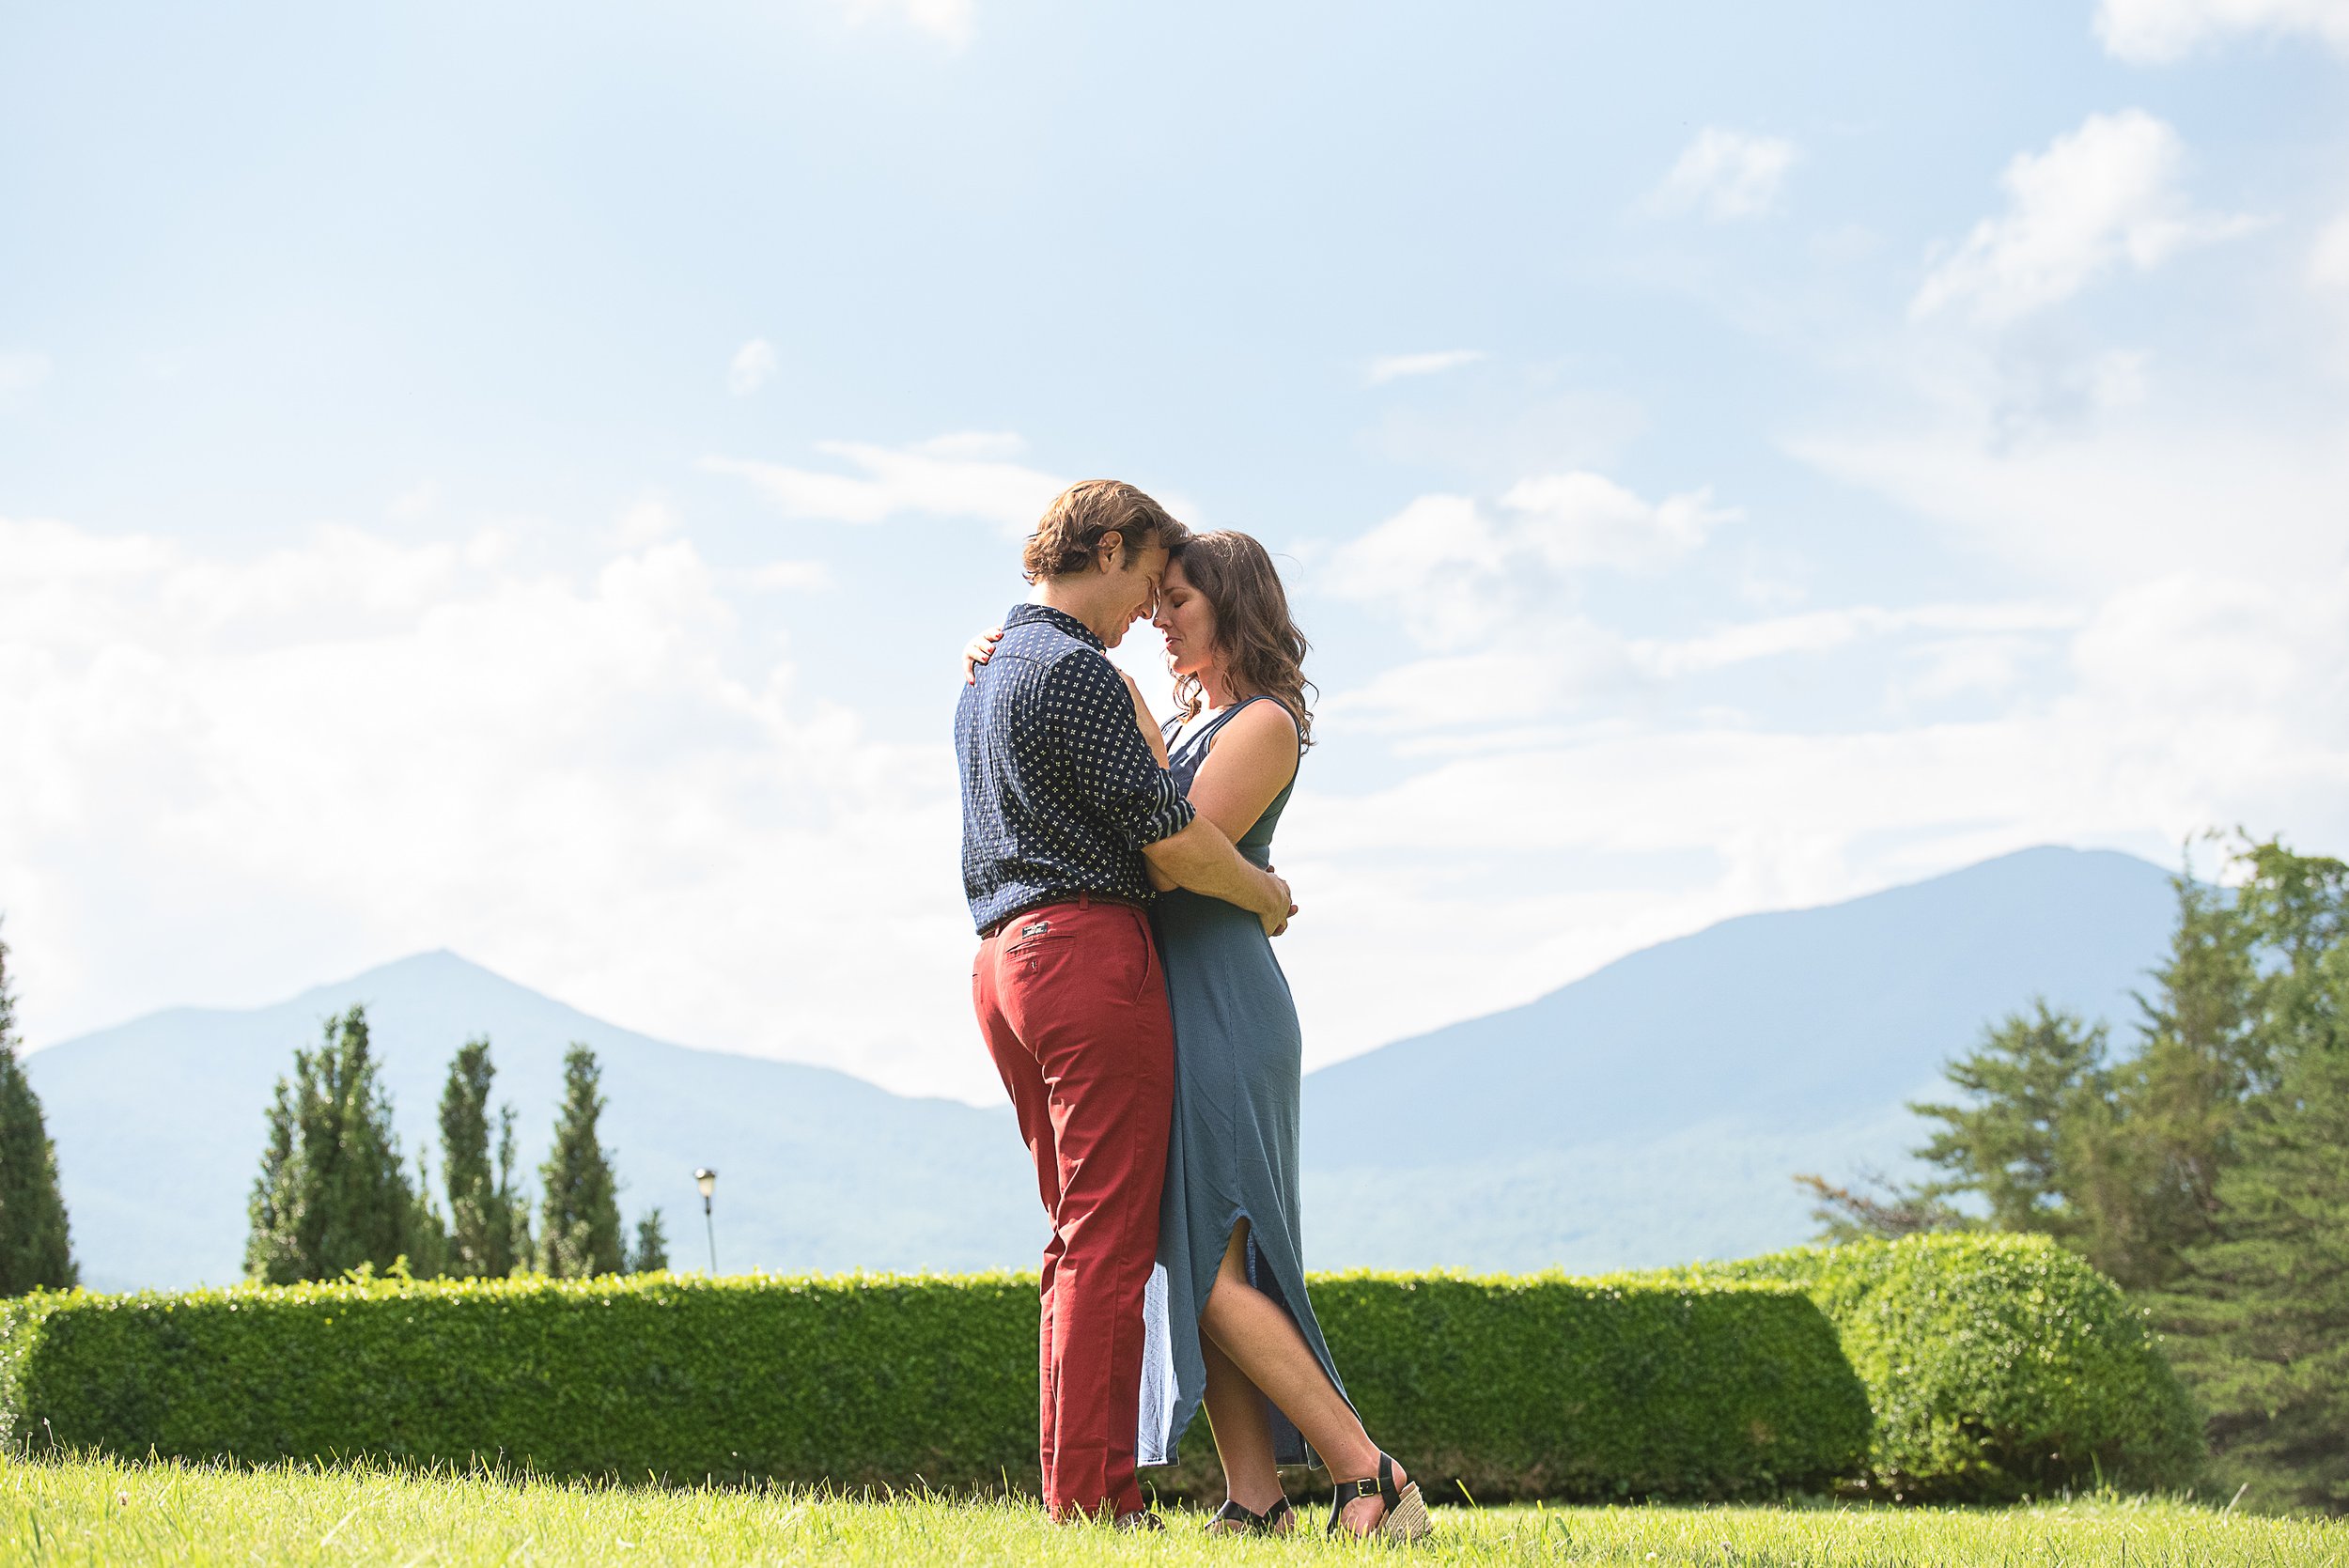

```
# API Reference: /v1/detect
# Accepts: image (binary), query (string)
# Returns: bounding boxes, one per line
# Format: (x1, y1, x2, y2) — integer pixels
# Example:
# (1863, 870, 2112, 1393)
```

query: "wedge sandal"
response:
(1325, 1453, 1433, 1544)
(1206, 1496, 1294, 1535)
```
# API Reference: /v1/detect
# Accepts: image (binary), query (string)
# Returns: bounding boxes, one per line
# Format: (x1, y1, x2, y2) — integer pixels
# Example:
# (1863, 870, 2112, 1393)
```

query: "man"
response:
(957, 479, 1294, 1526)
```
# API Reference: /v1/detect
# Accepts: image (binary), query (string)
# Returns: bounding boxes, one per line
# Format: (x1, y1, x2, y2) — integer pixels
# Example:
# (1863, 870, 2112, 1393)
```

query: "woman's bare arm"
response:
(1182, 700, 1299, 846)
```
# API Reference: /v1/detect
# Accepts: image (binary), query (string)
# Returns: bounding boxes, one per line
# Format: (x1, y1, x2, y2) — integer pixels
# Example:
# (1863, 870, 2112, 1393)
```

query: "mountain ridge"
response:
(28, 845, 2182, 1289)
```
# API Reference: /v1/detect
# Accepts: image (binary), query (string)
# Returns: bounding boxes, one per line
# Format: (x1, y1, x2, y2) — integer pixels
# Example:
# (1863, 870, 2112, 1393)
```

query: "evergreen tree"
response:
(2167, 843, 2349, 1512)
(500, 1104, 536, 1273)
(1803, 860, 2270, 1291)
(244, 1005, 431, 1283)
(630, 1208, 670, 1274)
(1802, 835, 2349, 1510)
(0, 926, 76, 1294)
(537, 1044, 623, 1278)
(1793, 1168, 1963, 1242)
(2073, 865, 2265, 1289)
(405, 1147, 450, 1281)
(1908, 1001, 2112, 1245)
(2174, 1032, 2349, 1512)
(438, 1037, 528, 1278)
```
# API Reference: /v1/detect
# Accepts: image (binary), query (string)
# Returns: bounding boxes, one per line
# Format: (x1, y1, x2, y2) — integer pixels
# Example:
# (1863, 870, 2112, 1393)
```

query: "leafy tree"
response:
(245, 1005, 434, 1283)
(437, 1037, 531, 1278)
(0, 926, 76, 1293)
(630, 1208, 670, 1274)
(537, 1044, 623, 1278)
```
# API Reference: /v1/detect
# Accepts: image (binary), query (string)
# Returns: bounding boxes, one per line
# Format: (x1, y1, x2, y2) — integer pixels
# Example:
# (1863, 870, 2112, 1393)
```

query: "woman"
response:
(967, 531, 1429, 1543)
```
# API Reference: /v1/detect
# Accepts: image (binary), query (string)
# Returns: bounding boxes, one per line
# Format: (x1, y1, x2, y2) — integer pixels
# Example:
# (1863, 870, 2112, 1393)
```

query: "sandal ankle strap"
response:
(1213, 1496, 1291, 1534)
(1325, 1455, 1401, 1533)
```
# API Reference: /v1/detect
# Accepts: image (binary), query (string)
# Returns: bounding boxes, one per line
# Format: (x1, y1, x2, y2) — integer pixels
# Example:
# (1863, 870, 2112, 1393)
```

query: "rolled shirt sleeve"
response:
(1046, 653, 1196, 847)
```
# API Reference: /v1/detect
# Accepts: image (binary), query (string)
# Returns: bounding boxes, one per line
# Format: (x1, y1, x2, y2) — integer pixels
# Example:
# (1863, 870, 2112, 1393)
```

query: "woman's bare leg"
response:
(1197, 1220, 1408, 1537)
(1199, 1332, 1290, 1529)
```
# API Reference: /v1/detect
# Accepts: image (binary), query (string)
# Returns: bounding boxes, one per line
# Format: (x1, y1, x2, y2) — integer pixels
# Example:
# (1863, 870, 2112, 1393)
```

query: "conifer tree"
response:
(537, 1044, 623, 1278)
(2167, 843, 2349, 1512)
(500, 1104, 535, 1271)
(438, 1037, 528, 1278)
(2073, 867, 2265, 1289)
(1908, 1001, 2112, 1244)
(630, 1208, 670, 1274)
(2175, 1034, 2349, 1512)
(245, 1005, 431, 1283)
(405, 1147, 450, 1281)
(0, 926, 76, 1294)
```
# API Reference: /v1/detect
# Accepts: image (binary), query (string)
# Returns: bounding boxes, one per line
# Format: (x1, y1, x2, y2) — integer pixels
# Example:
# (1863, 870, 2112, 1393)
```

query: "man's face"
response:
(1097, 535, 1169, 648)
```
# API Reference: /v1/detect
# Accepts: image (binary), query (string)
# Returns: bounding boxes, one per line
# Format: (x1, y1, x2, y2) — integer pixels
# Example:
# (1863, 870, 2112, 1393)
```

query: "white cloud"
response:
(1281, 564, 2349, 1066)
(1366, 349, 1486, 386)
(2095, 0, 2349, 61)
(1650, 128, 1798, 221)
(825, 0, 975, 47)
(1323, 474, 1734, 649)
(614, 495, 684, 549)
(0, 350, 51, 403)
(726, 338, 778, 396)
(742, 559, 833, 591)
(2311, 212, 2349, 295)
(1327, 599, 2079, 734)
(385, 482, 440, 523)
(0, 513, 985, 1098)
(704, 434, 1068, 535)
(1794, 405, 2349, 589)
(1913, 110, 2254, 325)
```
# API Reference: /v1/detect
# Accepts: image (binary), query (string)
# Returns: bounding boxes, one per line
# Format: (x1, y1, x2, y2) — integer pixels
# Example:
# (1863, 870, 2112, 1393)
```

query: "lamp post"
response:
(694, 1168, 718, 1276)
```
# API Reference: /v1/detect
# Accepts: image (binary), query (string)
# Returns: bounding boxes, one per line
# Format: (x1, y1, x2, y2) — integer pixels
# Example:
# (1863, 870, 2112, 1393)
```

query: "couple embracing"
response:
(954, 480, 1431, 1541)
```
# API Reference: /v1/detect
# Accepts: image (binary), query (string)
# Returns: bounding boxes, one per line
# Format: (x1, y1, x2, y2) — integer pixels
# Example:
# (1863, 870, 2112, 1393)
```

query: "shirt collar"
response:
(1005, 601, 1104, 651)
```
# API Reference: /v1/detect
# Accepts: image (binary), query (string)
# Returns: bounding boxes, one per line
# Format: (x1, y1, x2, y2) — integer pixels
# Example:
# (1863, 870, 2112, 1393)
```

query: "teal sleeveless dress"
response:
(1137, 696, 1350, 1469)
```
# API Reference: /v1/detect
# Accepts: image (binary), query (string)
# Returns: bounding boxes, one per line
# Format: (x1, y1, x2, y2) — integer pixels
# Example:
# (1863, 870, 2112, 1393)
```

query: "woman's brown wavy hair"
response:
(1168, 530, 1315, 750)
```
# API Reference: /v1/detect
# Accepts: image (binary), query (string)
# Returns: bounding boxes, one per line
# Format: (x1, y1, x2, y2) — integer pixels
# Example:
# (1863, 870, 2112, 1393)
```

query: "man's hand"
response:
(1143, 815, 1293, 929)
(1259, 866, 1296, 938)
(961, 627, 1004, 684)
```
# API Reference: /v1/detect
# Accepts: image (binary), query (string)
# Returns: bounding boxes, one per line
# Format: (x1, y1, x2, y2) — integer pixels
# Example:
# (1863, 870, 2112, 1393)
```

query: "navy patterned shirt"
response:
(956, 602, 1196, 932)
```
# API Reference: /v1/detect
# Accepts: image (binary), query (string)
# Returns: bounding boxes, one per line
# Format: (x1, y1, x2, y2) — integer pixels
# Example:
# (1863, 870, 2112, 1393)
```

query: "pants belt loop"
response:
(1079, 891, 1091, 909)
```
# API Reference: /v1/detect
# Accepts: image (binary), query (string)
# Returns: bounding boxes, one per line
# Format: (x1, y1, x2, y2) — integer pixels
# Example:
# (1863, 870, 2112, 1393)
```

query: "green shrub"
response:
(0, 1269, 1865, 1503)
(1283, 1271, 1870, 1502)
(1678, 1234, 2205, 1501)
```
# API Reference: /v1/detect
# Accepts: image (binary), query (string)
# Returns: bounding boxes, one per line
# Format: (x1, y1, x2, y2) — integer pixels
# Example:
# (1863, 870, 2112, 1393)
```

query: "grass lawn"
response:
(2, 1455, 2343, 1565)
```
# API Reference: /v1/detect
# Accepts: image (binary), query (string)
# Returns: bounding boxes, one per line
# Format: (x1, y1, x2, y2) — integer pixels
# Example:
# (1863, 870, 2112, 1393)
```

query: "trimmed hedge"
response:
(0, 1269, 1866, 1502)
(1676, 1234, 2205, 1501)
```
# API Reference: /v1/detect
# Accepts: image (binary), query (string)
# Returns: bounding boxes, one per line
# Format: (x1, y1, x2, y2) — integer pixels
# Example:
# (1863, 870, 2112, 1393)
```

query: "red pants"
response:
(972, 895, 1174, 1521)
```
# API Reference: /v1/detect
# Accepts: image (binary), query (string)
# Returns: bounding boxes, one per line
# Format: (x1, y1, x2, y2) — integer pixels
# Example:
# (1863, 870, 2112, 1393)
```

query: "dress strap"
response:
(1185, 694, 1273, 749)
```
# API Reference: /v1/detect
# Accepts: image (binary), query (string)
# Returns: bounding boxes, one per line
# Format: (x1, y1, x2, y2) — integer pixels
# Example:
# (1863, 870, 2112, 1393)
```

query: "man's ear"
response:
(1096, 534, 1126, 575)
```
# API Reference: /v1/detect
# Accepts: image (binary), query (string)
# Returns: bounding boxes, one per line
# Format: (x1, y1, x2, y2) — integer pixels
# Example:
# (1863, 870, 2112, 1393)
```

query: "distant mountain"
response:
(1299, 846, 2179, 1272)
(28, 846, 2181, 1291)
(28, 953, 1040, 1292)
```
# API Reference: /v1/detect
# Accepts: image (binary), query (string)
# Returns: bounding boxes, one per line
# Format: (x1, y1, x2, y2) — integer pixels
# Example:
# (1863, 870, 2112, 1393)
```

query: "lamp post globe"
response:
(694, 1168, 718, 1275)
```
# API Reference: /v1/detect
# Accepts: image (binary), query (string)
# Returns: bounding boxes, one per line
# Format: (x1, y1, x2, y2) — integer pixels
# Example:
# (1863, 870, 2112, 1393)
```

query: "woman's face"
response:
(1152, 558, 1217, 679)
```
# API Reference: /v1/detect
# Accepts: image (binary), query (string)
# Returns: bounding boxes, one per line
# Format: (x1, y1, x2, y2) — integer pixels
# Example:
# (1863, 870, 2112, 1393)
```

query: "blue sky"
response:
(6, 0, 2347, 1101)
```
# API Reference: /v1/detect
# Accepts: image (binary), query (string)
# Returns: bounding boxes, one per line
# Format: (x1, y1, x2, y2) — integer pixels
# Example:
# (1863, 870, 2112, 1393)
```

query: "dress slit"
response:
(1136, 697, 1349, 1472)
